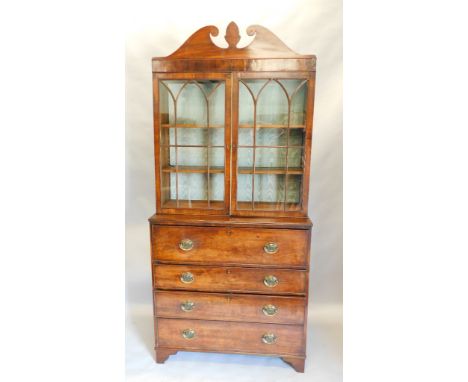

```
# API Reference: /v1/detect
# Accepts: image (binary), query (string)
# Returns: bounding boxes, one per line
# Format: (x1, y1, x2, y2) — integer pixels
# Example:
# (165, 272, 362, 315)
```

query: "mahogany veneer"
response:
(152, 225, 309, 268)
(153, 264, 308, 294)
(157, 318, 305, 355)
(149, 22, 316, 372)
(154, 291, 306, 324)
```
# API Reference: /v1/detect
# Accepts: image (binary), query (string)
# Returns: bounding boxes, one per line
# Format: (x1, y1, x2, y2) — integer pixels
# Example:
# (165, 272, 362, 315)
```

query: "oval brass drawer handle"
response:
(180, 272, 194, 284)
(179, 239, 194, 251)
(262, 304, 278, 316)
(182, 328, 195, 339)
(264, 242, 279, 254)
(180, 301, 195, 312)
(263, 275, 279, 288)
(262, 333, 277, 344)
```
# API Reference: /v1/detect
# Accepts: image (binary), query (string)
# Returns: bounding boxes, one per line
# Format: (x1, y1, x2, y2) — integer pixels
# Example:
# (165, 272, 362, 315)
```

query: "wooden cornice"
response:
(152, 22, 316, 73)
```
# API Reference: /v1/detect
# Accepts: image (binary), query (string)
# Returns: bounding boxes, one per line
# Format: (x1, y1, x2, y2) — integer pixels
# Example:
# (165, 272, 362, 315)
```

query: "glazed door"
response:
(154, 73, 231, 215)
(232, 72, 314, 217)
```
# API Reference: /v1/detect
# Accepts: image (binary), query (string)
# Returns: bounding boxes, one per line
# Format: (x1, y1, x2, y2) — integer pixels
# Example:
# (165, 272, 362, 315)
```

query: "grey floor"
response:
(126, 303, 342, 382)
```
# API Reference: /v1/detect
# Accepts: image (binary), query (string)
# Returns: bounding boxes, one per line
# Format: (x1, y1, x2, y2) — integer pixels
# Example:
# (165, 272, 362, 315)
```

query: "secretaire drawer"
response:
(155, 291, 306, 325)
(151, 225, 309, 268)
(157, 318, 305, 356)
(153, 264, 308, 295)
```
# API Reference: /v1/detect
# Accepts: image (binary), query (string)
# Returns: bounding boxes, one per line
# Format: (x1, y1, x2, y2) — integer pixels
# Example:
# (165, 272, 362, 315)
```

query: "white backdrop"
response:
(126, 0, 342, 380)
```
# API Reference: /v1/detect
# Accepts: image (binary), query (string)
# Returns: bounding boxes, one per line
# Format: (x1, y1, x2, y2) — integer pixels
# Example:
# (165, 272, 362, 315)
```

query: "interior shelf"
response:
(162, 200, 225, 209)
(162, 165, 224, 174)
(237, 145, 304, 149)
(238, 124, 305, 129)
(236, 201, 302, 211)
(238, 167, 303, 175)
(160, 145, 225, 148)
(161, 124, 305, 129)
(162, 166, 302, 175)
(161, 124, 224, 128)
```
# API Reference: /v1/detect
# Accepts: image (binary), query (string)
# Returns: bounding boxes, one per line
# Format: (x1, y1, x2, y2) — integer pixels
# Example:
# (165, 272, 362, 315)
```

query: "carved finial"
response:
(225, 21, 241, 48)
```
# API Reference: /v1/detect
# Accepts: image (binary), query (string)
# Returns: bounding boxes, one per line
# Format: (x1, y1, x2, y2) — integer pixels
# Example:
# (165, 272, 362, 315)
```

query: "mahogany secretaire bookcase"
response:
(149, 22, 316, 372)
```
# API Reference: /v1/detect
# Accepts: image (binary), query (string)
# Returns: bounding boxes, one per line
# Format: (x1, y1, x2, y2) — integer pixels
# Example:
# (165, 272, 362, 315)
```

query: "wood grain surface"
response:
(154, 290, 306, 325)
(153, 264, 308, 295)
(152, 225, 309, 268)
(156, 318, 305, 356)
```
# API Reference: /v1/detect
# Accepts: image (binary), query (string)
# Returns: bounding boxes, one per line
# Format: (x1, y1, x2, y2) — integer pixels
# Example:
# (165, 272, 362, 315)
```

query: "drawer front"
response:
(152, 225, 309, 268)
(155, 291, 306, 325)
(153, 264, 307, 295)
(157, 318, 304, 356)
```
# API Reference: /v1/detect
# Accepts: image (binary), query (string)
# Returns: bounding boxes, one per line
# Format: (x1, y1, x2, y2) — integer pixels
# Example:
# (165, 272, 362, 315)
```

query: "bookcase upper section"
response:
(152, 23, 316, 217)
(152, 22, 316, 73)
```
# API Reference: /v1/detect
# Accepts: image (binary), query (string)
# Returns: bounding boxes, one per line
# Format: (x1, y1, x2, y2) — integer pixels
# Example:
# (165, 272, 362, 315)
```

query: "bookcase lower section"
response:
(150, 215, 311, 373)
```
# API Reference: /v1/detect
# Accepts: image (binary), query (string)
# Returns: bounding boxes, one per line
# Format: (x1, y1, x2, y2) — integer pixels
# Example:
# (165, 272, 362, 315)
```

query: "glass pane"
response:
(251, 174, 302, 210)
(239, 127, 253, 146)
(169, 147, 176, 165)
(170, 147, 206, 167)
(209, 173, 224, 202)
(210, 128, 224, 146)
(161, 171, 171, 207)
(290, 129, 305, 146)
(283, 80, 307, 126)
(166, 128, 208, 146)
(208, 83, 225, 127)
(256, 81, 288, 126)
(254, 174, 285, 205)
(287, 147, 304, 168)
(159, 79, 226, 209)
(255, 148, 287, 168)
(209, 147, 224, 168)
(238, 148, 253, 168)
(176, 82, 207, 126)
(254, 128, 304, 147)
(236, 78, 308, 212)
(256, 128, 285, 146)
(174, 173, 208, 201)
(286, 175, 303, 208)
(159, 83, 175, 126)
(239, 81, 255, 126)
(162, 81, 185, 98)
(237, 174, 253, 209)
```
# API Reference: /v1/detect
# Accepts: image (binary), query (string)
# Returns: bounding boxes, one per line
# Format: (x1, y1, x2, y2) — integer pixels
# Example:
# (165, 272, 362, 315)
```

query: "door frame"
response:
(153, 72, 232, 216)
(230, 71, 315, 218)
